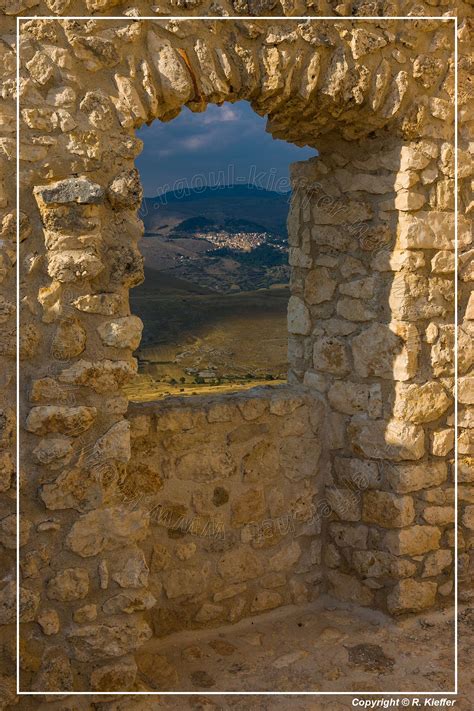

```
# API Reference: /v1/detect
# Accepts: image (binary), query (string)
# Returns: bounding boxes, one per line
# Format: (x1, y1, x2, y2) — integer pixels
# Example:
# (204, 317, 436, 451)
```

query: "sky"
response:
(135, 101, 315, 197)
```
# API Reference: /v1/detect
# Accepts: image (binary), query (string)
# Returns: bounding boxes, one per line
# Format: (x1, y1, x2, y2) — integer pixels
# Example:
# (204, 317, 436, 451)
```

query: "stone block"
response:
(109, 548, 149, 588)
(288, 295, 311, 335)
(422, 549, 452, 577)
(147, 31, 193, 112)
(459, 377, 474, 404)
(280, 434, 321, 480)
(68, 619, 152, 662)
(195, 603, 224, 623)
(382, 525, 441, 556)
(352, 550, 416, 578)
(335, 167, 392, 193)
(431, 250, 455, 273)
(25, 405, 97, 436)
(339, 276, 375, 298)
(47, 250, 104, 283)
(432, 429, 454, 456)
(231, 487, 266, 527)
(333, 457, 381, 490)
(352, 322, 418, 381)
(326, 487, 361, 522)
(175, 448, 236, 482)
(37, 608, 60, 636)
(269, 541, 301, 572)
(362, 491, 415, 528)
(242, 440, 279, 483)
(97, 316, 143, 350)
(0, 514, 31, 549)
(328, 381, 373, 415)
(398, 212, 470, 250)
(102, 590, 156, 614)
(329, 522, 368, 549)
(163, 564, 211, 599)
(51, 319, 86, 359)
(66, 506, 149, 557)
(337, 297, 376, 321)
(237, 396, 268, 421)
(107, 169, 142, 209)
(217, 549, 261, 583)
(73, 604, 97, 624)
(349, 418, 424, 461)
(34, 177, 104, 205)
(72, 293, 122, 315)
(250, 590, 282, 612)
(58, 359, 137, 394)
(462, 506, 474, 530)
(313, 336, 350, 375)
(387, 579, 437, 614)
(90, 657, 137, 692)
(47, 568, 89, 602)
(422, 506, 454, 526)
(384, 461, 447, 493)
(304, 267, 337, 304)
(93, 420, 131, 464)
(393, 382, 451, 424)
(151, 544, 172, 572)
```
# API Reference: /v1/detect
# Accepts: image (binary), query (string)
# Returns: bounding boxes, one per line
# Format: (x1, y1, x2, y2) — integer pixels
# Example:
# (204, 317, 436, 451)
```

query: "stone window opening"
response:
(125, 99, 315, 403)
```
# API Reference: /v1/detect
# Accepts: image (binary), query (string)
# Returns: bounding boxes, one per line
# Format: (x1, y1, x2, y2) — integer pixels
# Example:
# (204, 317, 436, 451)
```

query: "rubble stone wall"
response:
(127, 386, 325, 638)
(0, 2, 470, 696)
(288, 134, 464, 614)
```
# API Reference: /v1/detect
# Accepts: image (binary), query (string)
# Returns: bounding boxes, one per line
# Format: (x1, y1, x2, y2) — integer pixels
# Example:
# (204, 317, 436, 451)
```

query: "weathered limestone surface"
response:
(129, 386, 324, 637)
(290, 136, 463, 615)
(0, 0, 469, 696)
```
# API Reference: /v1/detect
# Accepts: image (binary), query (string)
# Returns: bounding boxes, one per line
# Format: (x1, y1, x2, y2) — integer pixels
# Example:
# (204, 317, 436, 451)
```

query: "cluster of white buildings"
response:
(191, 230, 274, 252)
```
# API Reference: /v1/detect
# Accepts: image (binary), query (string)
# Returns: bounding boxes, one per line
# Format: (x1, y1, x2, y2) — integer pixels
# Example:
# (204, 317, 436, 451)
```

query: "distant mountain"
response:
(175, 216, 215, 232)
(174, 215, 270, 235)
(140, 184, 291, 237)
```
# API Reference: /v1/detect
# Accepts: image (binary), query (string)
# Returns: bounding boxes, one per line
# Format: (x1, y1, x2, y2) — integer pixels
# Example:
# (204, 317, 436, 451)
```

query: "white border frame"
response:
(15, 14, 459, 697)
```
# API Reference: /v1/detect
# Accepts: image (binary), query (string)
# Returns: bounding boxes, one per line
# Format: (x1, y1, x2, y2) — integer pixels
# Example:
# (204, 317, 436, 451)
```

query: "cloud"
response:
(136, 99, 315, 196)
(155, 133, 210, 156)
(155, 147, 174, 157)
(181, 134, 210, 150)
(201, 104, 239, 124)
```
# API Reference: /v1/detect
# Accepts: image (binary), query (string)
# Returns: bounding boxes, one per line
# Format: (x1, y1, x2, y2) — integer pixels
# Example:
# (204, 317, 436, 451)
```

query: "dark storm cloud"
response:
(135, 101, 315, 197)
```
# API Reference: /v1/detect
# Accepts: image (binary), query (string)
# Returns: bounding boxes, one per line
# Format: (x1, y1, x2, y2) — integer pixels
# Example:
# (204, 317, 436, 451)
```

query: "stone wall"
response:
(287, 133, 463, 614)
(127, 386, 325, 638)
(0, 1, 470, 697)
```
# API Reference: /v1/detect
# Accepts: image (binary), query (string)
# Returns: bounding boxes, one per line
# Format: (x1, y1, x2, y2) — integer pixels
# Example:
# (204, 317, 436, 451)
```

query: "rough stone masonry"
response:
(0, 0, 472, 697)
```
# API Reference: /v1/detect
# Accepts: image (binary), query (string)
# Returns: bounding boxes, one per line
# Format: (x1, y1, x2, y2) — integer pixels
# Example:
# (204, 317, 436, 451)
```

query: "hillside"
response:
(138, 184, 290, 293)
(126, 268, 288, 401)
(127, 185, 290, 400)
(141, 184, 290, 237)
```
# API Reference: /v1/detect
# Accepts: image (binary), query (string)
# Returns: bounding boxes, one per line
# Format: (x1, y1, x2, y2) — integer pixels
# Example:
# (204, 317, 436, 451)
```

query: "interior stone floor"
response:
(115, 595, 471, 710)
(27, 597, 472, 711)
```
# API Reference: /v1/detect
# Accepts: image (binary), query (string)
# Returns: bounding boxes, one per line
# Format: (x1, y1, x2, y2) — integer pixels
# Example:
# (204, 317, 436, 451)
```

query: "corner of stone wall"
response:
(286, 119, 464, 615)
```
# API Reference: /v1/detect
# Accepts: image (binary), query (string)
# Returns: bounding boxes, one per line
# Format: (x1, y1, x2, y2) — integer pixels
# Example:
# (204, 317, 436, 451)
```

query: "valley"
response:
(126, 186, 290, 401)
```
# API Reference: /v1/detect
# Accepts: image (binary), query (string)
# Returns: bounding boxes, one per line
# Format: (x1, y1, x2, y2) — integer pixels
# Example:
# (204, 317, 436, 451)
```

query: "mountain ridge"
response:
(140, 183, 291, 237)
(142, 182, 291, 203)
